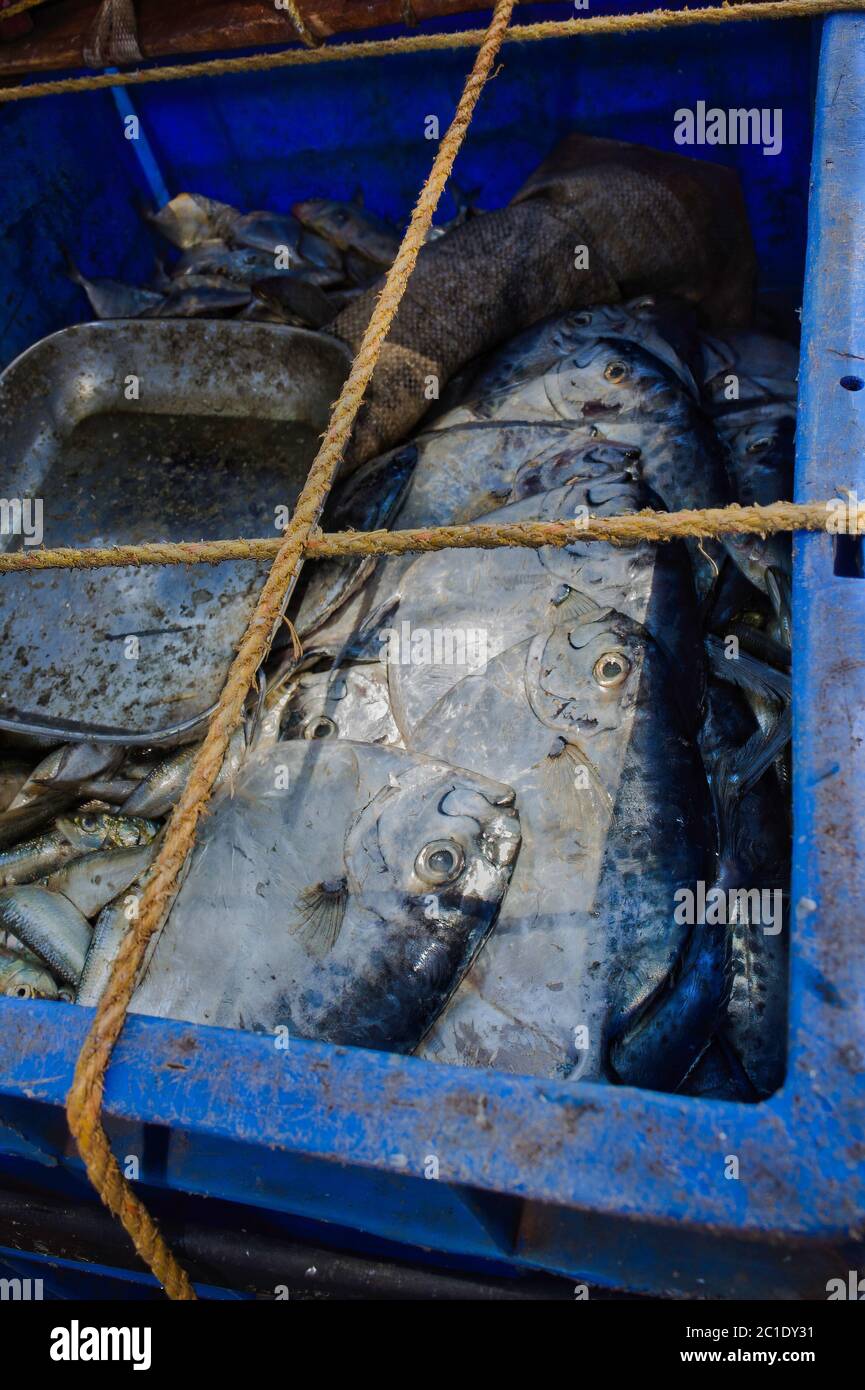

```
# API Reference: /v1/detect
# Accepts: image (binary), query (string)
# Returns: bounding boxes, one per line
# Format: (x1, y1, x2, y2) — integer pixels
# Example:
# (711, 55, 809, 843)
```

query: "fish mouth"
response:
(481, 807, 521, 869)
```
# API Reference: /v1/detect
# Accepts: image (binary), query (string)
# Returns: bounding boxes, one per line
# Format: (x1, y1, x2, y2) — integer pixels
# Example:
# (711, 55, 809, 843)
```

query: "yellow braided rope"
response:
(0, 0, 48, 22)
(0, 0, 859, 105)
(0, 500, 852, 575)
(63, 0, 515, 1303)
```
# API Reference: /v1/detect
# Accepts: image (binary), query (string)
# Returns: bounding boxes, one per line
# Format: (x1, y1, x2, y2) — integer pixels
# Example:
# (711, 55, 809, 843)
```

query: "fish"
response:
(293, 195, 400, 268)
(43, 838, 160, 921)
(281, 664, 403, 747)
(291, 443, 417, 643)
(428, 333, 737, 598)
(75, 890, 138, 1007)
(385, 471, 701, 740)
(713, 404, 795, 635)
(250, 275, 338, 329)
(694, 678, 789, 1098)
(146, 281, 252, 318)
(0, 884, 91, 985)
(130, 740, 520, 1049)
(412, 602, 711, 1081)
(229, 209, 305, 257)
(143, 192, 240, 249)
(0, 809, 158, 886)
(449, 295, 702, 403)
(700, 329, 799, 410)
(0, 789, 79, 851)
(8, 741, 124, 811)
(121, 677, 295, 818)
(0, 757, 32, 813)
(171, 244, 295, 286)
(293, 434, 656, 666)
(0, 943, 59, 1000)
(62, 249, 165, 320)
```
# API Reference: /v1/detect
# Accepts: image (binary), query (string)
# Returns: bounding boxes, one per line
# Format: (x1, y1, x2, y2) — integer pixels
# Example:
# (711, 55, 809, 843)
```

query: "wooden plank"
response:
(0, 0, 543, 77)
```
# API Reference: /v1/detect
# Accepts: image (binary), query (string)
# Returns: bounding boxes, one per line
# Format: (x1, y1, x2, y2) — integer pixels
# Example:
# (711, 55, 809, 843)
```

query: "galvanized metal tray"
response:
(0, 319, 350, 745)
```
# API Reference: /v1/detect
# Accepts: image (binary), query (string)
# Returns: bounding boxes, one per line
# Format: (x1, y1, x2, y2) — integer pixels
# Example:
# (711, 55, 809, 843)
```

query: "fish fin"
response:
(290, 879, 348, 958)
(536, 738, 611, 816)
(705, 634, 791, 706)
(765, 566, 793, 645)
(336, 594, 402, 663)
(551, 586, 603, 620)
(714, 706, 792, 809)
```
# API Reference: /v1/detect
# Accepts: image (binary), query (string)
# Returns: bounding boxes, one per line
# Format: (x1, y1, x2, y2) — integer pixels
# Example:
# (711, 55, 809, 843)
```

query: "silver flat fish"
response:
(131, 741, 520, 1050)
(410, 603, 710, 1081)
(281, 665, 403, 746)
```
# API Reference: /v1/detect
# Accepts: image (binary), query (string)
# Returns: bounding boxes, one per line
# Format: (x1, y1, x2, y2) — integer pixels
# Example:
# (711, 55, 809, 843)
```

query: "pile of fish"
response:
(0, 267, 795, 1098)
(63, 187, 473, 329)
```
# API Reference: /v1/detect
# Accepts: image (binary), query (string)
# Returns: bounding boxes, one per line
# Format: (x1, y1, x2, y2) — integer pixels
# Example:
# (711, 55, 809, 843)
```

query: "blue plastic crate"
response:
(1, 7, 863, 1299)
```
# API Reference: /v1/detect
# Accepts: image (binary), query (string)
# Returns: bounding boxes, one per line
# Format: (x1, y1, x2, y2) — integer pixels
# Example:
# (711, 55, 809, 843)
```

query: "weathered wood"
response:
(0, 0, 543, 77)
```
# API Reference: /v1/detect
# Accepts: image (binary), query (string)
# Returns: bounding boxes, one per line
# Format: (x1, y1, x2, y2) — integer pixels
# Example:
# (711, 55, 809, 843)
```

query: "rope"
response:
(280, 0, 323, 49)
(0, 0, 859, 105)
(63, 0, 515, 1302)
(0, 501, 850, 575)
(0, 0, 48, 22)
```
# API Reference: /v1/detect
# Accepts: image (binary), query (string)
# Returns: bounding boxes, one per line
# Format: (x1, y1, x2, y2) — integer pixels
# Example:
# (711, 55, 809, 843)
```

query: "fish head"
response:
(544, 337, 683, 426)
(526, 609, 657, 749)
(58, 810, 160, 852)
(510, 439, 642, 500)
(281, 666, 399, 746)
(0, 948, 59, 1000)
(345, 761, 520, 989)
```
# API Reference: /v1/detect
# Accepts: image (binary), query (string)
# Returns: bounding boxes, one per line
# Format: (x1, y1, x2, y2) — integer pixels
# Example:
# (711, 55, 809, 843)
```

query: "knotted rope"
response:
(63, 0, 515, 1303)
(0, 0, 861, 105)
(0, 500, 854, 575)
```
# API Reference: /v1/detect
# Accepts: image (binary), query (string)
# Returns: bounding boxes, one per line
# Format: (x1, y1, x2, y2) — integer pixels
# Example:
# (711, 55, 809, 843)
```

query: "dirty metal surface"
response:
(0, 319, 350, 744)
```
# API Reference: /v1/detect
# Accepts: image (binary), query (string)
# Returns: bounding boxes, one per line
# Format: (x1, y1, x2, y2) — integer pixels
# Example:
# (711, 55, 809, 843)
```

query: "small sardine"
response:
(0, 942, 59, 1000)
(0, 885, 91, 985)
(251, 275, 337, 329)
(44, 839, 159, 920)
(10, 742, 123, 811)
(144, 192, 240, 249)
(62, 249, 164, 320)
(0, 757, 31, 814)
(230, 209, 304, 257)
(0, 810, 158, 886)
(293, 196, 400, 267)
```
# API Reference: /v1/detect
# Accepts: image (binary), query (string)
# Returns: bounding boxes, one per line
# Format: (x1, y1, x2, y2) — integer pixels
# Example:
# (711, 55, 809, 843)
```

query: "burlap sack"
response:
(331, 133, 755, 469)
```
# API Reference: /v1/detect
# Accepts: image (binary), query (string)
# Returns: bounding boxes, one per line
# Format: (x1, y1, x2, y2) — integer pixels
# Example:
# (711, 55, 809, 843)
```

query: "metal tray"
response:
(0, 319, 350, 745)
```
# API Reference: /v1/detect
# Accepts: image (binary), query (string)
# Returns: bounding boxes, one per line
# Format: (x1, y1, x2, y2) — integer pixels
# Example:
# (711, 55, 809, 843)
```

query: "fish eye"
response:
(303, 715, 338, 740)
(746, 436, 772, 454)
(415, 838, 465, 886)
(80, 814, 99, 833)
(58, 987, 75, 1003)
(573, 311, 593, 325)
(10, 983, 35, 999)
(604, 360, 630, 384)
(592, 652, 631, 688)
